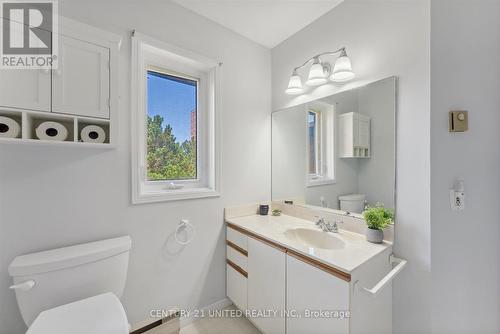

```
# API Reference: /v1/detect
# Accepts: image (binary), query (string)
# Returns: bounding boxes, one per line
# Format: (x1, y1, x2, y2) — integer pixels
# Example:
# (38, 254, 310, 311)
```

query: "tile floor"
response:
(180, 306, 261, 334)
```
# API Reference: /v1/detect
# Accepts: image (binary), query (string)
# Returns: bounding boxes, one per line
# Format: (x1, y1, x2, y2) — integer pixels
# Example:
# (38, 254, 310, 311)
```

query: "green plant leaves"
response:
(362, 205, 394, 231)
(146, 115, 197, 181)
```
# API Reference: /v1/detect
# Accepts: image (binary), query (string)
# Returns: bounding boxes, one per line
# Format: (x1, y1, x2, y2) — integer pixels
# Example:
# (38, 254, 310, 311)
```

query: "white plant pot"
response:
(366, 228, 384, 243)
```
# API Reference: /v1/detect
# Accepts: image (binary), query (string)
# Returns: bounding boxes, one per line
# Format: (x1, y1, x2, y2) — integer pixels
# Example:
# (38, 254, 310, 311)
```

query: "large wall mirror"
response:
(272, 76, 397, 218)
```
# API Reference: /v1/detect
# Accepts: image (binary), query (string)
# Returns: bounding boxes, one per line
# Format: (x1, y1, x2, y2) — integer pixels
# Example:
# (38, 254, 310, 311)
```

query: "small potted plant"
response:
(362, 204, 394, 243)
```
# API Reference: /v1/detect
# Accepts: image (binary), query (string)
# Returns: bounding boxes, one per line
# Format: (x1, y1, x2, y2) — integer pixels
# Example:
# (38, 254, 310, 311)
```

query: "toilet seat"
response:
(26, 293, 129, 334)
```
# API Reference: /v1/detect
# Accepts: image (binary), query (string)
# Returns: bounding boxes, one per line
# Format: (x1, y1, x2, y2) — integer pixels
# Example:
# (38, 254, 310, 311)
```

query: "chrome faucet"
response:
(315, 218, 340, 233)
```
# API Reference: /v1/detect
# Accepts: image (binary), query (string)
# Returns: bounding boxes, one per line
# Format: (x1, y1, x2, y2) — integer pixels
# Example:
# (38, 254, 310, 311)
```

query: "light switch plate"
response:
(449, 111, 468, 132)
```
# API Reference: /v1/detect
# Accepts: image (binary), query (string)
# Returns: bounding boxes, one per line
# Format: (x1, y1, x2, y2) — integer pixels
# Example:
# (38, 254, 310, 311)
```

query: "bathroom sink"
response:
(284, 228, 346, 250)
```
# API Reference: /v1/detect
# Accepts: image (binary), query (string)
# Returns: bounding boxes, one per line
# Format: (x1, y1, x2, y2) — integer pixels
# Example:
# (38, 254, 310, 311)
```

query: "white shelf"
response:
(0, 136, 116, 149)
(0, 109, 113, 147)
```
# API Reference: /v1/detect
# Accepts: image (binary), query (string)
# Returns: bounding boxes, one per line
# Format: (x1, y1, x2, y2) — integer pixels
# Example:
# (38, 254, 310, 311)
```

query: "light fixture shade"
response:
(306, 59, 328, 86)
(285, 72, 303, 95)
(330, 55, 355, 82)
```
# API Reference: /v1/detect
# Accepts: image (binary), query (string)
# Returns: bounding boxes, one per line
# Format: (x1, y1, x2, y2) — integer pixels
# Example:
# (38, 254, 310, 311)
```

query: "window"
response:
(146, 70, 198, 181)
(306, 101, 335, 186)
(131, 32, 220, 203)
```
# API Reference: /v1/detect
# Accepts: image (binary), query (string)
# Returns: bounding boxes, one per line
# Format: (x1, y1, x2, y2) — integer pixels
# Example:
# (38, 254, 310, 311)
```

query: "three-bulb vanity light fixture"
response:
(285, 47, 355, 95)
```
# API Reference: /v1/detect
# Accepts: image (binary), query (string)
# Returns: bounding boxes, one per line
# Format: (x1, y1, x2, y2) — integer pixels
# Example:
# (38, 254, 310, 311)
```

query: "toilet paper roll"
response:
(0, 116, 21, 138)
(81, 125, 106, 143)
(35, 121, 68, 141)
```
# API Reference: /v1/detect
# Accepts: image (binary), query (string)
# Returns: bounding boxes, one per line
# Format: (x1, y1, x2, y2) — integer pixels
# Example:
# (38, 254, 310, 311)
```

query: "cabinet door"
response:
(0, 17, 51, 112)
(287, 255, 350, 334)
(358, 118, 370, 147)
(247, 238, 286, 334)
(0, 68, 51, 112)
(227, 263, 247, 311)
(52, 35, 110, 119)
(352, 117, 359, 147)
(338, 115, 352, 158)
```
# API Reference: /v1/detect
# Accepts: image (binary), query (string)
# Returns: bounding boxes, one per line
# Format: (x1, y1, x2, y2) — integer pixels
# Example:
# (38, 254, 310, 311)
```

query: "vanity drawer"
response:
(227, 263, 247, 311)
(226, 226, 248, 251)
(227, 245, 248, 271)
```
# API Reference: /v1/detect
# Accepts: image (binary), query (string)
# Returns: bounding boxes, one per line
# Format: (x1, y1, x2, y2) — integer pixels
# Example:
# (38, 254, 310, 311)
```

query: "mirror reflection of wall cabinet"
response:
(338, 112, 371, 158)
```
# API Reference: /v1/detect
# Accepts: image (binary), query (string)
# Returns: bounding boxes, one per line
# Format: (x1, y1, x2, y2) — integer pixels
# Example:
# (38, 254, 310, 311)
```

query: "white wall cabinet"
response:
(0, 17, 120, 146)
(0, 69, 51, 112)
(52, 35, 110, 119)
(0, 17, 51, 112)
(247, 238, 286, 334)
(339, 112, 371, 158)
(0, 25, 111, 119)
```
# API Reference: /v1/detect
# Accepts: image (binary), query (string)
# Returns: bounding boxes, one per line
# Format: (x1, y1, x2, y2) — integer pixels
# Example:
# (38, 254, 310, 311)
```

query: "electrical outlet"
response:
(450, 190, 465, 211)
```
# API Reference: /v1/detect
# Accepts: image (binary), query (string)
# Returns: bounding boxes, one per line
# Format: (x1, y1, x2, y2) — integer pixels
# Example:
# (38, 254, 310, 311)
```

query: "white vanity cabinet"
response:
(286, 248, 393, 334)
(286, 254, 350, 334)
(226, 226, 248, 311)
(247, 238, 286, 334)
(226, 224, 286, 334)
(226, 221, 395, 334)
(339, 112, 371, 158)
(52, 35, 110, 119)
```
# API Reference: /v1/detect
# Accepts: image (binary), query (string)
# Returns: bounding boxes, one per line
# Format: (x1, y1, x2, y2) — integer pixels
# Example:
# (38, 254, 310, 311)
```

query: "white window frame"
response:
(306, 101, 335, 187)
(131, 32, 221, 204)
(308, 110, 322, 176)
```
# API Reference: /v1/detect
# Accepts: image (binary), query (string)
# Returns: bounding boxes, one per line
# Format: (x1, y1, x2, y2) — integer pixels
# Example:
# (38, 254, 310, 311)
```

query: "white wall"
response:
(431, 1, 500, 333)
(0, 1, 271, 333)
(271, 1, 431, 333)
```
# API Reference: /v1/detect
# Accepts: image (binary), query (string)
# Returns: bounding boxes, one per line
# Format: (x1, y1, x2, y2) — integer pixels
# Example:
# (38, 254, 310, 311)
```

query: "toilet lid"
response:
(27, 293, 129, 334)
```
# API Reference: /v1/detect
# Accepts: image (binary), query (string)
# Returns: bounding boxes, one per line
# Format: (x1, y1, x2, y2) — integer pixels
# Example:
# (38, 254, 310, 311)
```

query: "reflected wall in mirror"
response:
(272, 77, 396, 217)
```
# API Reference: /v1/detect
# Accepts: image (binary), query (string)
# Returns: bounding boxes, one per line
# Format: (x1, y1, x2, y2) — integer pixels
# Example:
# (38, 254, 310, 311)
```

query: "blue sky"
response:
(147, 71, 196, 143)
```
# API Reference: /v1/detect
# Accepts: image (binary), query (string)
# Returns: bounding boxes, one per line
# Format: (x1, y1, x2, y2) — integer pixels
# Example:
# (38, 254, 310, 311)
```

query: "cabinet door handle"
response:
(354, 255, 407, 296)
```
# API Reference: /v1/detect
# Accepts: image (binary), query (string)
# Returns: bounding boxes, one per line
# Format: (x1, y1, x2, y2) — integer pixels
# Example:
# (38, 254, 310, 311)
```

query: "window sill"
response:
(306, 178, 336, 188)
(132, 187, 220, 204)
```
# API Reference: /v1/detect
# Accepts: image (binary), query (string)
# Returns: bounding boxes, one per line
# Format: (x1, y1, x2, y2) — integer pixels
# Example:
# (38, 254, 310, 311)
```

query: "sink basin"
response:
(284, 228, 346, 250)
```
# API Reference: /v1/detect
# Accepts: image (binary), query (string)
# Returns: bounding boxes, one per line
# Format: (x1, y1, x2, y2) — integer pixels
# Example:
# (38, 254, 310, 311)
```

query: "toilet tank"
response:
(8, 236, 131, 326)
(339, 194, 366, 213)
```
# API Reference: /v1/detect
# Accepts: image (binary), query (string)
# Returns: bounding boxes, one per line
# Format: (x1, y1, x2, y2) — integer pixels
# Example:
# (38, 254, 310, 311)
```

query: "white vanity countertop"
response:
(226, 214, 392, 274)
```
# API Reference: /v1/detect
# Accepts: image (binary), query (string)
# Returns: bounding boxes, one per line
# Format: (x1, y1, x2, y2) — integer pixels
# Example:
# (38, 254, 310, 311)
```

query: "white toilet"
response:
(8, 236, 132, 334)
(339, 194, 366, 213)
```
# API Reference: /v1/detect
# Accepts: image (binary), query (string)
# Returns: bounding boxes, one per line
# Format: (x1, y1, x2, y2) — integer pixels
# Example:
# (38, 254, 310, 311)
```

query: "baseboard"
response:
(179, 298, 232, 328)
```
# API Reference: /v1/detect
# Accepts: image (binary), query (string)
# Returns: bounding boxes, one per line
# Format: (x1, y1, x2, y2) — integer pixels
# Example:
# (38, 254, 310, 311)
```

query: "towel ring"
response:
(175, 220, 195, 245)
